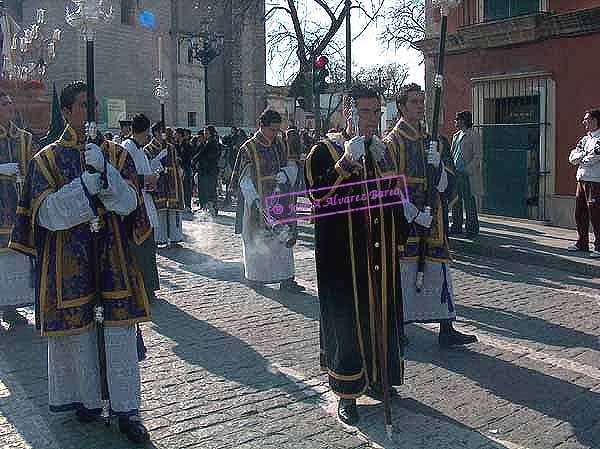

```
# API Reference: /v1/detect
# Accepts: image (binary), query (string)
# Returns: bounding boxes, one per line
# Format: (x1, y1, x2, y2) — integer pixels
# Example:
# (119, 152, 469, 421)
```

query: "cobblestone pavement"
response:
(1, 211, 600, 449)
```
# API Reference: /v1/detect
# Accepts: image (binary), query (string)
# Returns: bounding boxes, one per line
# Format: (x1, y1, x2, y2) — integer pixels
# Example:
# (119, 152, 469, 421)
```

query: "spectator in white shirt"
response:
(568, 109, 600, 258)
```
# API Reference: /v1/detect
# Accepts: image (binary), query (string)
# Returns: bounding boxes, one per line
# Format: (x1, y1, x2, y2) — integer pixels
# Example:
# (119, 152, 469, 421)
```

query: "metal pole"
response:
(345, 0, 351, 90)
(204, 63, 209, 126)
(85, 36, 111, 427)
(161, 101, 172, 247)
(416, 4, 451, 292)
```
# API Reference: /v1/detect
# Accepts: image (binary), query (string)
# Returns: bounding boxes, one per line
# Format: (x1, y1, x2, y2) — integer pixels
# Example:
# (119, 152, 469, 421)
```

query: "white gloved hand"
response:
(415, 208, 433, 229)
(84, 143, 105, 173)
(275, 170, 288, 184)
(369, 135, 387, 162)
(434, 74, 444, 89)
(403, 202, 419, 223)
(157, 148, 168, 160)
(427, 140, 441, 167)
(150, 158, 164, 173)
(81, 171, 102, 195)
(344, 135, 365, 161)
(0, 162, 20, 176)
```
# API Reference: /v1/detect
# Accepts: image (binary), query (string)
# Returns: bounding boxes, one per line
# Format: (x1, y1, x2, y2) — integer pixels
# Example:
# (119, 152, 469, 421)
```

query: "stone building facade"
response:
(13, 0, 266, 129)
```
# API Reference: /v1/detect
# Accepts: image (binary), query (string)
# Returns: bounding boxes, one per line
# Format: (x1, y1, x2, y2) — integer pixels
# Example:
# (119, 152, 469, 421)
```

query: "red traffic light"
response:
(316, 56, 329, 69)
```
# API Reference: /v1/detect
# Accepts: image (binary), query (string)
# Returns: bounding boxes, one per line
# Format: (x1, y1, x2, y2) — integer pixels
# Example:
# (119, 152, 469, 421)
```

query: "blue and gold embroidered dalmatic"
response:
(9, 125, 152, 336)
(0, 122, 33, 251)
(231, 131, 299, 283)
(384, 119, 455, 263)
(233, 131, 299, 224)
(143, 138, 184, 212)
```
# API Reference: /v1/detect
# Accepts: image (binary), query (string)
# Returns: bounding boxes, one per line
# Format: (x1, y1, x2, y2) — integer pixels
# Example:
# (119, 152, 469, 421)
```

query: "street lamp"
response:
(65, 0, 112, 141)
(184, 27, 224, 126)
(4, 8, 62, 81)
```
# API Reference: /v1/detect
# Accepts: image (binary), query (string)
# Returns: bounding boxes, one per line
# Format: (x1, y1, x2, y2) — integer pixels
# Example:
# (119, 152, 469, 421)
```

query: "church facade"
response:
(14, 0, 266, 129)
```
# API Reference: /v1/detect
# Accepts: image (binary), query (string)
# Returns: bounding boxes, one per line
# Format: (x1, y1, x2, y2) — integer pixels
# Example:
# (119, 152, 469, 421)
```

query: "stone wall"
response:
(18, 0, 266, 130)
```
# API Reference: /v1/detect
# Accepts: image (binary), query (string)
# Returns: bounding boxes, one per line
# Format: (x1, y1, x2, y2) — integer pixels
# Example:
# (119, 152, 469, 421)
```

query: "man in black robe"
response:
(305, 86, 407, 425)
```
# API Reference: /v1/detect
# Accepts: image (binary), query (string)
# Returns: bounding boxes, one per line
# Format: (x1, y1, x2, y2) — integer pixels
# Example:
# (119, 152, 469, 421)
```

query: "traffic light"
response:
(313, 55, 329, 94)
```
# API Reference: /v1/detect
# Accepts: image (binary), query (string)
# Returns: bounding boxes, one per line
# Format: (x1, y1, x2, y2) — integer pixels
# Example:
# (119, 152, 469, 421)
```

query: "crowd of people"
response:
(3, 76, 598, 445)
(107, 122, 251, 217)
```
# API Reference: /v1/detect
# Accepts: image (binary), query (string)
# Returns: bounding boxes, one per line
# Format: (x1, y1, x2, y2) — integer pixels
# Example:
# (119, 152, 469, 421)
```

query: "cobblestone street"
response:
(1, 212, 600, 449)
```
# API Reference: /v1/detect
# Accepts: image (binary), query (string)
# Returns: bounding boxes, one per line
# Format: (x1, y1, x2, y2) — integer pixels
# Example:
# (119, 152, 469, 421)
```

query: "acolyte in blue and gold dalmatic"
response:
(144, 138, 185, 212)
(9, 125, 152, 336)
(384, 118, 457, 263)
(0, 122, 34, 251)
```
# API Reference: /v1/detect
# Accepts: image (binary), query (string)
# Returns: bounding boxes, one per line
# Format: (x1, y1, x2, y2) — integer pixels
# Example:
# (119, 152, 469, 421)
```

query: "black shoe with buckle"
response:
(337, 399, 359, 425)
(119, 416, 150, 444)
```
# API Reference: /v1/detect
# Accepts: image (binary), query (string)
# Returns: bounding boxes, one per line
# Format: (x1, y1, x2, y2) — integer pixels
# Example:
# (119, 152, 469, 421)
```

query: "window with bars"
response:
(484, 0, 539, 21)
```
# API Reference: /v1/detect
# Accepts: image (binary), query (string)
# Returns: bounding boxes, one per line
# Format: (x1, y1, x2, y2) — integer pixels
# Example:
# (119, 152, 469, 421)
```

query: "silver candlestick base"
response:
(90, 216, 102, 233)
(93, 304, 104, 323)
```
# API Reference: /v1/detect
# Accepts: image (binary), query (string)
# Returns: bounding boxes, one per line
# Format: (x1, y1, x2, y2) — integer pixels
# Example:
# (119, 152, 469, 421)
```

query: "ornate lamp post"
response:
(4, 8, 62, 82)
(185, 24, 224, 126)
(65, 0, 113, 425)
(154, 36, 169, 126)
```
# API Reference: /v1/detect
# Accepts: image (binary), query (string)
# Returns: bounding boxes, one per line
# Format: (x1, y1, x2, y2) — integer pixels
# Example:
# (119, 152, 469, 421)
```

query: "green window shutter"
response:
(485, 0, 538, 21)
(485, 0, 509, 21)
(511, 0, 539, 16)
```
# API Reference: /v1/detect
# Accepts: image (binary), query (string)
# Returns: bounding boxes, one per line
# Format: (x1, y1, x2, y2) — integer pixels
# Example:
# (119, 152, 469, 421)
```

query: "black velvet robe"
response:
(305, 135, 407, 399)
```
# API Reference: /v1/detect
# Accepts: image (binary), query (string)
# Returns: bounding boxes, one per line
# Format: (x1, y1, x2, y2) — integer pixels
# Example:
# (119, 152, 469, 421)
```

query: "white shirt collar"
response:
(590, 128, 600, 139)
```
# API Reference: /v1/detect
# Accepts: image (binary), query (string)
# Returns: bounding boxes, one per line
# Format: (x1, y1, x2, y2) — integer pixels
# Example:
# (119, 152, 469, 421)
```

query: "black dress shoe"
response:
(2, 310, 27, 326)
(75, 407, 98, 423)
(280, 279, 305, 293)
(439, 329, 478, 348)
(119, 417, 150, 444)
(337, 399, 359, 425)
(365, 383, 400, 401)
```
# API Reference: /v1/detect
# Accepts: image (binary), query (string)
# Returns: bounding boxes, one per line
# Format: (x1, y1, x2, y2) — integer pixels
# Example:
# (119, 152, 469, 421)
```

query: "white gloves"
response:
(81, 171, 102, 195)
(150, 158, 165, 173)
(427, 140, 441, 167)
(569, 149, 584, 165)
(415, 207, 433, 229)
(434, 74, 444, 89)
(403, 202, 433, 229)
(0, 162, 20, 176)
(275, 170, 288, 184)
(369, 135, 387, 162)
(403, 202, 419, 223)
(156, 148, 168, 160)
(344, 136, 365, 162)
(84, 143, 105, 173)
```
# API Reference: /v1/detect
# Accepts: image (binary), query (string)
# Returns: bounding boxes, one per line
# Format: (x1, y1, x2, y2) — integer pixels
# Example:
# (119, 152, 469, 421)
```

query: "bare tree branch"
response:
(355, 62, 410, 99)
(380, 0, 426, 52)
